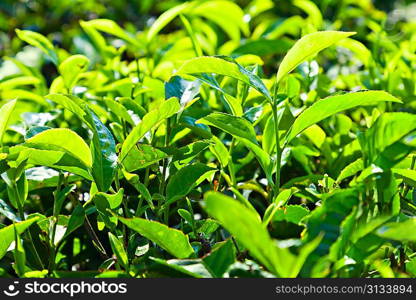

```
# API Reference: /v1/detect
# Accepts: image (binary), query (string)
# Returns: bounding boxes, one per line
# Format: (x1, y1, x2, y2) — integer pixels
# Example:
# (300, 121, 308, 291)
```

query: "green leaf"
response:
(376, 218, 416, 242)
(198, 112, 257, 144)
(0, 199, 19, 222)
(120, 98, 180, 161)
(123, 144, 168, 172)
(21, 128, 92, 168)
(118, 216, 194, 259)
(277, 235, 323, 278)
(198, 112, 272, 183)
(203, 240, 236, 277)
(302, 188, 359, 266)
(83, 19, 140, 47)
(178, 209, 194, 228)
(285, 91, 401, 143)
(179, 14, 202, 56)
(209, 136, 229, 167)
(293, 0, 322, 28)
(166, 163, 216, 205)
(15, 29, 58, 65)
(392, 168, 416, 187)
(328, 207, 358, 260)
(92, 191, 122, 230)
(202, 191, 280, 275)
(5, 171, 28, 209)
(165, 76, 201, 111)
(360, 112, 416, 168)
(58, 55, 89, 90)
(93, 189, 124, 210)
(13, 225, 26, 277)
(46, 94, 88, 122)
(0, 217, 39, 260)
(8, 148, 92, 181)
(0, 76, 40, 90)
(162, 140, 211, 164)
(45, 94, 117, 191)
(150, 257, 212, 278)
(272, 205, 309, 224)
(108, 233, 129, 270)
(85, 108, 118, 192)
(338, 38, 372, 66)
(303, 124, 326, 148)
(175, 56, 272, 101)
(263, 188, 297, 227)
(25, 126, 52, 140)
(104, 99, 135, 125)
(147, 2, 191, 41)
(276, 31, 355, 84)
(263, 103, 295, 154)
(63, 204, 85, 239)
(336, 158, 364, 183)
(123, 171, 154, 211)
(0, 99, 17, 145)
(53, 184, 76, 216)
(190, 0, 248, 41)
(191, 74, 243, 116)
(406, 258, 416, 277)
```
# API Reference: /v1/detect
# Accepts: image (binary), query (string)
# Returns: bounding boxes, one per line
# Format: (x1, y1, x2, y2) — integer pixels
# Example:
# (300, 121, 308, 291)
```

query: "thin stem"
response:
(402, 155, 416, 198)
(186, 197, 197, 237)
(271, 103, 281, 199)
(144, 167, 150, 187)
(160, 118, 171, 194)
(115, 167, 131, 246)
(69, 194, 108, 259)
(84, 216, 109, 259)
(227, 138, 237, 186)
(161, 117, 172, 225)
(48, 172, 65, 274)
(13, 183, 44, 270)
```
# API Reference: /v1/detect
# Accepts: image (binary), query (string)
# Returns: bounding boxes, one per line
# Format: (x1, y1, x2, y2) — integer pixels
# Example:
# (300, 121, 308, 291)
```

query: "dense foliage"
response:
(1, 0, 416, 278)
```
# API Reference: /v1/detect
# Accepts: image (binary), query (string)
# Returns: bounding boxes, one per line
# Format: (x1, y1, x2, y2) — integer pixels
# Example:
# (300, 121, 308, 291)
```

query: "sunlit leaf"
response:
(276, 31, 355, 84)
(119, 216, 194, 259)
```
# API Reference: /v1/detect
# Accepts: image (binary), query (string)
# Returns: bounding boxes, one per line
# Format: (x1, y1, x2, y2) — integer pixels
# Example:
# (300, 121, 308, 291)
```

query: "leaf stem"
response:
(13, 181, 44, 270)
(161, 117, 172, 224)
(271, 102, 281, 199)
(48, 171, 64, 274)
(227, 138, 237, 186)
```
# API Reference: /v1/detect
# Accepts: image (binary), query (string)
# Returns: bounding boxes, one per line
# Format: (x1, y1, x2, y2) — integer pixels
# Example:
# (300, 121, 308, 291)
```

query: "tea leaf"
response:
(286, 91, 401, 143)
(108, 232, 129, 270)
(377, 218, 416, 242)
(118, 217, 194, 259)
(0, 217, 40, 260)
(22, 128, 92, 168)
(15, 29, 59, 65)
(58, 55, 89, 90)
(64, 205, 85, 239)
(202, 191, 280, 275)
(276, 31, 355, 84)
(166, 163, 216, 205)
(147, 2, 191, 41)
(0, 99, 17, 145)
(176, 56, 272, 101)
(120, 98, 180, 161)
(86, 108, 118, 192)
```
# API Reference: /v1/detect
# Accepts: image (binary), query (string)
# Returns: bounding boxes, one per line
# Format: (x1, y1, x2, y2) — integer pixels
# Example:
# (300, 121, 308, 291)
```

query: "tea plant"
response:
(1, 0, 416, 278)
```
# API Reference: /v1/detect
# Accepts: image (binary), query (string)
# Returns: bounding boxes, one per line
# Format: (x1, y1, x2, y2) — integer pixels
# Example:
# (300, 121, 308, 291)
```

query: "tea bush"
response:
(1, 0, 416, 278)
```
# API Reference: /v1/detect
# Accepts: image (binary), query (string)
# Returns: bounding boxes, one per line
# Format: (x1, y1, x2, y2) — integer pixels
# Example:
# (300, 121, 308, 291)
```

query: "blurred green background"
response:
(1, 0, 415, 56)
(1, 0, 415, 86)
